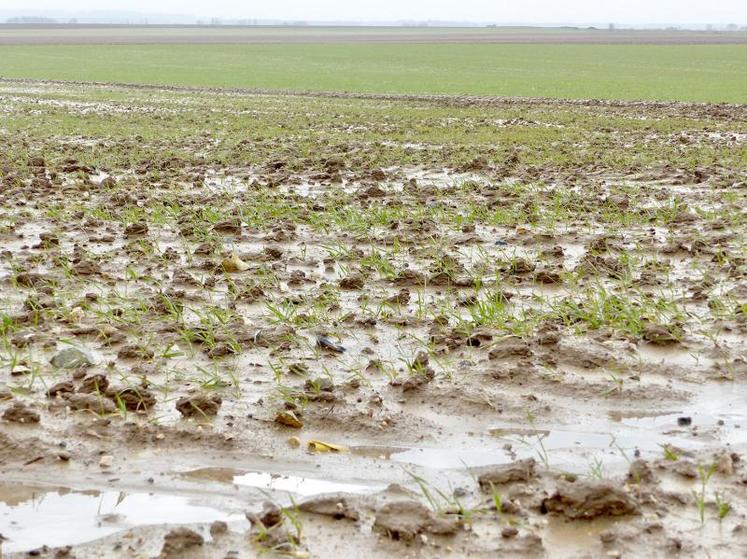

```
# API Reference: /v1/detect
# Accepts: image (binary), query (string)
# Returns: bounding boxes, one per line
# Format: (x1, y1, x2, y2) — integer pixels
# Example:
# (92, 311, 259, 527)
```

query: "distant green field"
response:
(0, 43, 744, 103)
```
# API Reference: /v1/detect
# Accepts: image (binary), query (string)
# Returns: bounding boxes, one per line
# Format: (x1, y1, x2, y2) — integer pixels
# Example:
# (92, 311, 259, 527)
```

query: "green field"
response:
(0, 43, 745, 102)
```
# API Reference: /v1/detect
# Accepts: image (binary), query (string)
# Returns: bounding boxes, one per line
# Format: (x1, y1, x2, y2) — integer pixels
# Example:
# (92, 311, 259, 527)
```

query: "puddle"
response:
(233, 472, 376, 496)
(181, 467, 378, 497)
(609, 382, 747, 447)
(385, 387, 747, 474)
(390, 447, 512, 469)
(0, 483, 246, 554)
(637, 343, 715, 369)
(541, 516, 620, 558)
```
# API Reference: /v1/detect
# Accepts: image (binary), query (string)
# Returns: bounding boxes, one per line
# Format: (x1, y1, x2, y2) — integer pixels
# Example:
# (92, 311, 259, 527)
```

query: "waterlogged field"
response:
(0, 81, 746, 557)
(0, 42, 746, 102)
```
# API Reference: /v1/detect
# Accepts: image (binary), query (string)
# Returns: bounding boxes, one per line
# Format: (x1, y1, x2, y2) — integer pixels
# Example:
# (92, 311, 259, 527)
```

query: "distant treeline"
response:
(6, 17, 59, 23)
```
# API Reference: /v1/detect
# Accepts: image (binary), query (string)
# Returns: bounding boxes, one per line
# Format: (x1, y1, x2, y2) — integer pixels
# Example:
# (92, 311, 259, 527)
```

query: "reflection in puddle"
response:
(390, 447, 512, 469)
(0, 484, 245, 554)
(180, 467, 378, 497)
(233, 472, 376, 496)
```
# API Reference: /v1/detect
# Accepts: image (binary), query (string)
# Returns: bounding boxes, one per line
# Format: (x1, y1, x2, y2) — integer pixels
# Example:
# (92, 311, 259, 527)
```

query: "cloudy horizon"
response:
(0, 1, 745, 26)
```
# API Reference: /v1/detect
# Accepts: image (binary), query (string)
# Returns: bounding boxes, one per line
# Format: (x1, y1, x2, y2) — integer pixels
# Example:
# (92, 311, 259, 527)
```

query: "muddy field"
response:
(1, 24, 746, 45)
(0, 80, 746, 558)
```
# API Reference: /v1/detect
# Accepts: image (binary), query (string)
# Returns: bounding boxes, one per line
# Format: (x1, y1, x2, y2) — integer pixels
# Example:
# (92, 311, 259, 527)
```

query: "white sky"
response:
(1, 0, 745, 24)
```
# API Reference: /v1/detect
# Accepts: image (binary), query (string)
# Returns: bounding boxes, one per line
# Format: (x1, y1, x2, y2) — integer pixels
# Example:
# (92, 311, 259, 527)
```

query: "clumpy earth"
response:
(0, 79, 746, 557)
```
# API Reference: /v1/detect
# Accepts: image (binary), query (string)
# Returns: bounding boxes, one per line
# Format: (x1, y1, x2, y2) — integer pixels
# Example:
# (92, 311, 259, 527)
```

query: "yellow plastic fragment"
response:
(307, 439, 348, 453)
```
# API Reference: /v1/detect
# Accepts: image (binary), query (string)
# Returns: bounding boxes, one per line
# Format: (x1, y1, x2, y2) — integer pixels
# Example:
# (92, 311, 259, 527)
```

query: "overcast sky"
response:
(1, 0, 745, 24)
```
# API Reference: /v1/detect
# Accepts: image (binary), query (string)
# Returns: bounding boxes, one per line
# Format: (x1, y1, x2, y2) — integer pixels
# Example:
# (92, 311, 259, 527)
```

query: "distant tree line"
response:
(6, 17, 59, 23)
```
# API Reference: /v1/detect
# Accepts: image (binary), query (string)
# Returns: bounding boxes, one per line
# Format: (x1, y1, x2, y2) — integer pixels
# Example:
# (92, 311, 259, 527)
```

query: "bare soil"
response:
(0, 80, 746, 558)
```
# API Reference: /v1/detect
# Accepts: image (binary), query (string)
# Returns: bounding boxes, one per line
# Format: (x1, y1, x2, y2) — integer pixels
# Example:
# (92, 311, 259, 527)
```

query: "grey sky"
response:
(1, 0, 745, 24)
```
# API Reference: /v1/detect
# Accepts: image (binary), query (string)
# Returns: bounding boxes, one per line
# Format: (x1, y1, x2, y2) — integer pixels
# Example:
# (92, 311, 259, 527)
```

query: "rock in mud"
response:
(541, 481, 639, 519)
(373, 501, 459, 541)
(176, 394, 222, 418)
(478, 458, 537, 489)
(299, 495, 360, 521)
(2, 402, 40, 424)
(159, 527, 204, 558)
(50, 348, 93, 369)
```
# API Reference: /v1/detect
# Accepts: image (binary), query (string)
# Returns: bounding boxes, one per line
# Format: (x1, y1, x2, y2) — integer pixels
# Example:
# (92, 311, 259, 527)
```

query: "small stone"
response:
(501, 526, 519, 538)
(288, 436, 301, 448)
(210, 520, 228, 537)
(99, 455, 113, 469)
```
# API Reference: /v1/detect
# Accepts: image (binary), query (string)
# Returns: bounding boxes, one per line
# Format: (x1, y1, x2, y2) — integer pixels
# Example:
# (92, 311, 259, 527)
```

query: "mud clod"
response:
(541, 481, 639, 519)
(175, 394, 222, 417)
(477, 458, 537, 488)
(298, 495, 360, 521)
(159, 527, 204, 557)
(373, 501, 459, 541)
(2, 402, 41, 424)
